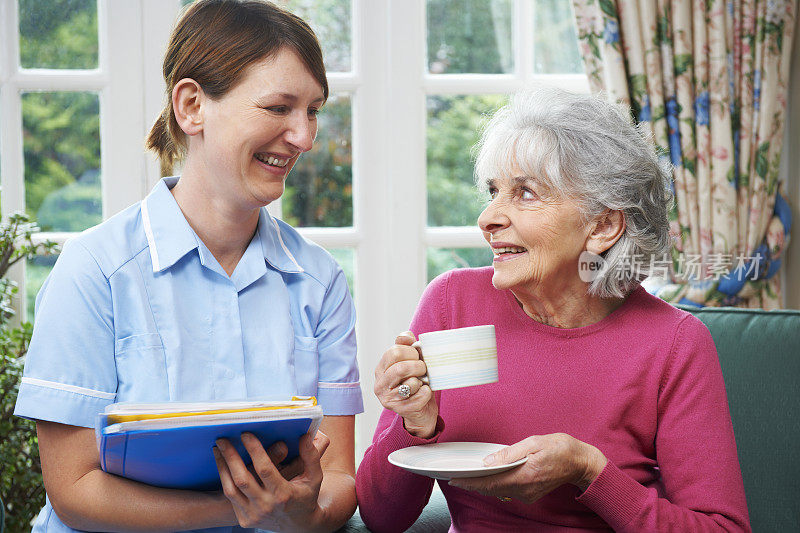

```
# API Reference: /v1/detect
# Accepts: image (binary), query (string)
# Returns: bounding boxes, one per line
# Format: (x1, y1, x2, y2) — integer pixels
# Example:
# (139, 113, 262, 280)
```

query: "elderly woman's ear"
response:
(585, 209, 625, 255)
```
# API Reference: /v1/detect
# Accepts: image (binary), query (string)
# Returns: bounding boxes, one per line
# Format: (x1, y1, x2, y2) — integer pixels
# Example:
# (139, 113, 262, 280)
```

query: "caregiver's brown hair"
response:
(146, 0, 328, 172)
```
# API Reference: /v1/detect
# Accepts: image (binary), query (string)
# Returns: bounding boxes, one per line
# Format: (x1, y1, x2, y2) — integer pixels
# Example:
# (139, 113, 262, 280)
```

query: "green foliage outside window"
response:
(2, 2, 99, 528)
(426, 95, 508, 279)
(427, 0, 513, 74)
(22, 93, 102, 232)
(428, 247, 494, 282)
(276, 0, 352, 72)
(427, 94, 508, 227)
(18, 0, 98, 69)
(282, 97, 353, 228)
(18, 0, 102, 235)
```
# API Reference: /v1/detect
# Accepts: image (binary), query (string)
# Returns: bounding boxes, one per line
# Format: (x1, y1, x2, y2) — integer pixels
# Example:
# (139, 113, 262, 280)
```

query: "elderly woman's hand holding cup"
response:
(374, 331, 439, 438)
(375, 325, 499, 439)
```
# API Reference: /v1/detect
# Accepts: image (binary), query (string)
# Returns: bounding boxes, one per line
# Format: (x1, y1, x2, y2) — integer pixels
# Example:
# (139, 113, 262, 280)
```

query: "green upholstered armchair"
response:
(342, 306, 800, 532)
(682, 306, 800, 532)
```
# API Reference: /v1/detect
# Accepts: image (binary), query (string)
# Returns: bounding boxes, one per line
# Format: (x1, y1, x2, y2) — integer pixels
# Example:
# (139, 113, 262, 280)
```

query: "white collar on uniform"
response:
(141, 177, 304, 274)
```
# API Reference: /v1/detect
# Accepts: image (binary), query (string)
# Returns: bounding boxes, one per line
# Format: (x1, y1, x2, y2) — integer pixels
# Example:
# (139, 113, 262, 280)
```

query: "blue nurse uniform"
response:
(15, 177, 363, 533)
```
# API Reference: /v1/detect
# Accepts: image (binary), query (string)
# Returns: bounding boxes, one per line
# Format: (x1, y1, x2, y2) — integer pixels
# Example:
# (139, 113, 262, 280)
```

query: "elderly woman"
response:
(356, 88, 750, 532)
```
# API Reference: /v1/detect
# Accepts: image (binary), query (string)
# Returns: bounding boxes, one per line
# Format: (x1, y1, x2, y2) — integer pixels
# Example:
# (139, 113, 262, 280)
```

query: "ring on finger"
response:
(398, 383, 412, 399)
(497, 496, 512, 502)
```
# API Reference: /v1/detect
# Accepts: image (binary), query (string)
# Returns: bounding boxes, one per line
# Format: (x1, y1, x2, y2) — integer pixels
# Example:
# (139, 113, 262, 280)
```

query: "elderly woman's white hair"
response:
(474, 87, 674, 299)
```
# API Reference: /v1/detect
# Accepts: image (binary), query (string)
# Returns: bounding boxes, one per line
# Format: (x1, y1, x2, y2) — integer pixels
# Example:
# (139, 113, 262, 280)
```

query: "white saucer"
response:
(388, 442, 528, 480)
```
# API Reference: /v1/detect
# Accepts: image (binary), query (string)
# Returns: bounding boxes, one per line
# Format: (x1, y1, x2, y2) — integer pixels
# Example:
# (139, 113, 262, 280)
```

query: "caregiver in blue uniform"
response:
(13, 1, 363, 531)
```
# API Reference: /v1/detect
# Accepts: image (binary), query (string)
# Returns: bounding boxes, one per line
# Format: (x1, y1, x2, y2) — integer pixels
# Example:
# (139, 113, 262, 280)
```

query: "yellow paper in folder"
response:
(104, 396, 317, 424)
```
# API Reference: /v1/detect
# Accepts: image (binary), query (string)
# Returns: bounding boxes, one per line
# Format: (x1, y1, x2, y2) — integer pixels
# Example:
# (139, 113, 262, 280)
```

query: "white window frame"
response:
(1, 0, 591, 457)
(354, 0, 588, 457)
(0, 0, 177, 319)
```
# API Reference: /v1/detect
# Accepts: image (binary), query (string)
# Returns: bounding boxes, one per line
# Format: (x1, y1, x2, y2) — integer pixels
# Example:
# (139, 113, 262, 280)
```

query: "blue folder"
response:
(99, 416, 316, 491)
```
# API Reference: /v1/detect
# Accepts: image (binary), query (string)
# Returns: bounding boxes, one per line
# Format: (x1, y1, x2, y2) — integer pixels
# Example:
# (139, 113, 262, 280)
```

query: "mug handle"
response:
(411, 340, 430, 385)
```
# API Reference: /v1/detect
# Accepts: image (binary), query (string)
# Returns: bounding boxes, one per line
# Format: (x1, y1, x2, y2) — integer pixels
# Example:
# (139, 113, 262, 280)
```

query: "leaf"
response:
(674, 54, 693, 76)
(739, 172, 750, 188)
(754, 142, 770, 179)
(629, 74, 648, 99)
(588, 34, 601, 60)
(683, 156, 696, 176)
(657, 15, 671, 45)
(599, 0, 618, 19)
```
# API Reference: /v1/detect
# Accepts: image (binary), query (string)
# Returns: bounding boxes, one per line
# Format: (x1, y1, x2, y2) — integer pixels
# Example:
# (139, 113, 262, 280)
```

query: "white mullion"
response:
(297, 228, 360, 249)
(1, 0, 20, 78)
(142, 0, 182, 191)
(327, 73, 360, 92)
(347, 0, 360, 77)
(102, 0, 148, 218)
(30, 232, 73, 247)
(423, 74, 522, 94)
(0, 0, 27, 323)
(532, 73, 590, 92)
(352, 0, 389, 459)
(424, 73, 588, 95)
(518, 0, 534, 82)
(11, 70, 107, 91)
(33, 228, 363, 250)
(388, 0, 427, 317)
(425, 226, 486, 248)
(0, 0, 24, 219)
(0, 2, 5, 85)
(266, 197, 283, 219)
(0, 0, 15, 85)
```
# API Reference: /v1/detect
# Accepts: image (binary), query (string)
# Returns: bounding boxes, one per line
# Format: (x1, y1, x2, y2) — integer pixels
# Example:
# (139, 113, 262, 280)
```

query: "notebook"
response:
(96, 397, 323, 490)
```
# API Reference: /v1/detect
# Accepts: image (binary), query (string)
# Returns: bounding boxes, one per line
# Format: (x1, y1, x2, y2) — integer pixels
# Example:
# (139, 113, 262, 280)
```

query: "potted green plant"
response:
(0, 212, 58, 531)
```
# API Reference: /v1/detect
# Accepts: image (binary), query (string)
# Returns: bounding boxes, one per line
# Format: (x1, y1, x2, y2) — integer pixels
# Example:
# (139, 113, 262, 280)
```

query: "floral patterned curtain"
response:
(572, 0, 795, 308)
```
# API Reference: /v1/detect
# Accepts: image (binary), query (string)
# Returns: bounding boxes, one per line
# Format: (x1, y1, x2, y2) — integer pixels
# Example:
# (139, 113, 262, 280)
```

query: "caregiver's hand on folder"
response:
(214, 430, 331, 530)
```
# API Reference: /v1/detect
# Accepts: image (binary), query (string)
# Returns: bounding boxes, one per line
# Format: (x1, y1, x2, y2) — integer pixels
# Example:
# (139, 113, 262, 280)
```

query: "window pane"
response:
(427, 0, 513, 74)
(283, 94, 352, 228)
(328, 248, 355, 298)
(427, 94, 507, 227)
(22, 92, 102, 232)
(277, 0, 352, 73)
(533, 0, 582, 74)
(26, 254, 57, 321)
(18, 0, 98, 70)
(427, 247, 493, 281)
(181, 0, 351, 72)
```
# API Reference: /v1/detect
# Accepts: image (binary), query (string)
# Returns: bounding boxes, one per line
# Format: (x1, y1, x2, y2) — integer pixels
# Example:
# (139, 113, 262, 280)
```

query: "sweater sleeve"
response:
(576, 316, 751, 532)
(355, 273, 451, 532)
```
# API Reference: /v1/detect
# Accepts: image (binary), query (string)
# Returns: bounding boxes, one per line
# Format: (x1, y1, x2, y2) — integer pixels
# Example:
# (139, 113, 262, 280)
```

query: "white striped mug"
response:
(412, 325, 498, 391)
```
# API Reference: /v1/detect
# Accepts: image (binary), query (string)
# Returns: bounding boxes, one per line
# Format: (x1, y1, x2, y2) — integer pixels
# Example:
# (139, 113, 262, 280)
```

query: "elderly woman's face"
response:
(477, 172, 592, 293)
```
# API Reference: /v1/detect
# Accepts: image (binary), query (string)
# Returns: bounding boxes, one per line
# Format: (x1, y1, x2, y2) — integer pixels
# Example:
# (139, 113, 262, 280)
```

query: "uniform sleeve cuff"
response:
(14, 381, 114, 428)
(575, 461, 650, 530)
(317, 382, 364, 415)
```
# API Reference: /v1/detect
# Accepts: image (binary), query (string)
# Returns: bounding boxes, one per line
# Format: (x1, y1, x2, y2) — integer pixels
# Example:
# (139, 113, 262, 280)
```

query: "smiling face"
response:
(190, 47, 325, 209)
(477, 172, 594, 295)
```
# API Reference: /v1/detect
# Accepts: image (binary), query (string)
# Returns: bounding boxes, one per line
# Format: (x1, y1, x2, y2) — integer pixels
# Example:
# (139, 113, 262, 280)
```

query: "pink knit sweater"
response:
(356, 268, 750, 532)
